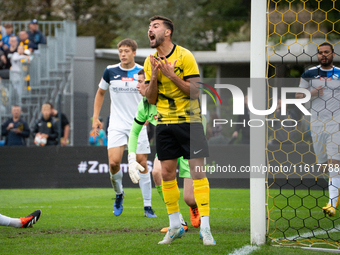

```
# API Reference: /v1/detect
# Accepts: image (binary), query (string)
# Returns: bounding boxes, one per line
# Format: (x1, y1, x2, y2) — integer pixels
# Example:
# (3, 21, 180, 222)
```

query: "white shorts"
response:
(107, 126, 151, 154)
(311, 124, 340, 163)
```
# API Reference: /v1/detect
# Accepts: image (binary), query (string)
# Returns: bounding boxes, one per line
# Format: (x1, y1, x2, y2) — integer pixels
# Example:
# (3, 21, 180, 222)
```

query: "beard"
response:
(319, 55, 333, 68)
(150, 34, 165, 48)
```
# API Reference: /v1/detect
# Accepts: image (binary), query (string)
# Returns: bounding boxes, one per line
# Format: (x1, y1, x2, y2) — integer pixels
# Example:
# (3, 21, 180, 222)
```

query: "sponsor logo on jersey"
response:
(320, 77, 332, 81)
(111, 87, 138, 92)
(122, 77, 133, 81)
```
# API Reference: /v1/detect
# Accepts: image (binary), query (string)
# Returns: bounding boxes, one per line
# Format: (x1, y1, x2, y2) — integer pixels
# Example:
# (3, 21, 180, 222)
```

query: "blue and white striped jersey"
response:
(99, 63, 143, 131)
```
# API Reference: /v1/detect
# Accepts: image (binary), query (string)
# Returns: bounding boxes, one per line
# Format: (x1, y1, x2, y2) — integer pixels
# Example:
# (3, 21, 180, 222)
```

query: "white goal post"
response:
(250, 0, 267, 245)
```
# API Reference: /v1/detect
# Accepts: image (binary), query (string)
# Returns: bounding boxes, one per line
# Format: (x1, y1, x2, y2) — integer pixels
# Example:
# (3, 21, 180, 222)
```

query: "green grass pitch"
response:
(0, 188, 336, 254)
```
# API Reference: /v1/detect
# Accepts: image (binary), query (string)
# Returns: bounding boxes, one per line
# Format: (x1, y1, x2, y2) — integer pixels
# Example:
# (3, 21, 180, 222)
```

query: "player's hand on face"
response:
(156, 56, 177, 79)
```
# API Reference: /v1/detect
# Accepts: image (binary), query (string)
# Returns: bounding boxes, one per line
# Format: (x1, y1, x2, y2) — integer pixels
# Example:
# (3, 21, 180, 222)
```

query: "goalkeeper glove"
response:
(128, 152, 145, 184)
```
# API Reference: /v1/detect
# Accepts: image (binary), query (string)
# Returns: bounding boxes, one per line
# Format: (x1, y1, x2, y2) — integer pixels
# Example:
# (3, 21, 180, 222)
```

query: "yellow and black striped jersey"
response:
(144, 45, 202, 124)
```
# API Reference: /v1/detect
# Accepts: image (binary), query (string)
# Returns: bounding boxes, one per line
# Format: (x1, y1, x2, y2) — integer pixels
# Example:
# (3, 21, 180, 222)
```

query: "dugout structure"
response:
(263, 0, 340, 249)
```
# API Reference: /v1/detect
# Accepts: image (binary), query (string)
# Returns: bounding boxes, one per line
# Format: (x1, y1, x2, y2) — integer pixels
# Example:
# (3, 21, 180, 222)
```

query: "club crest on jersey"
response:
(174, 66, 183, 76)
(121, 77, 133, 81)
(332, 74, 339, 80)
(153, 115, 158, 120)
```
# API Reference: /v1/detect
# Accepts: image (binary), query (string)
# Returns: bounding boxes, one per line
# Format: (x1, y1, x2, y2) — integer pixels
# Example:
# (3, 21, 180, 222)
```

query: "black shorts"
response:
(156, 123, 209, 160)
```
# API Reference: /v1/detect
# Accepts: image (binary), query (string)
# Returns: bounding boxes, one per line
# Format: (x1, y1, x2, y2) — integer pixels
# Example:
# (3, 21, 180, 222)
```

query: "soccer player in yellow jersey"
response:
(144, 15, 215, 245)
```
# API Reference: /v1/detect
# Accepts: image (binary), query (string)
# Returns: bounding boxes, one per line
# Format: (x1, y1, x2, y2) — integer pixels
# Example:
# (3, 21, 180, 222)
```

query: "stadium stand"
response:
(0, 21, 76, 145)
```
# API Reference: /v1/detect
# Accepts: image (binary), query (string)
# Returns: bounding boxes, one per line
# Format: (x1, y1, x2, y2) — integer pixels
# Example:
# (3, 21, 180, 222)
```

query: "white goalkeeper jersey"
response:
(299, 65, 340, 126)
(99, 63, 143, 131)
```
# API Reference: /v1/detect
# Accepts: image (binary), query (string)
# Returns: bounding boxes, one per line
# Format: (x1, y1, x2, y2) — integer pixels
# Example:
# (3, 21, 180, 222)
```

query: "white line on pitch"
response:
(228, 245, 260, 255)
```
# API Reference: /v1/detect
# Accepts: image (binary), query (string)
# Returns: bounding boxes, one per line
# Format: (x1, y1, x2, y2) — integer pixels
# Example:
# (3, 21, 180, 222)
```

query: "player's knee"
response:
(109, 160, 120, 173)
(152, 170, 162, 185)
(152, 162, 161, 175)
(152, 168, 160, 178)
(162, 171, 176, 181)
(161, 165, 177, 180)
(136, 154, 148, 168)
(141, 161, 148, 172)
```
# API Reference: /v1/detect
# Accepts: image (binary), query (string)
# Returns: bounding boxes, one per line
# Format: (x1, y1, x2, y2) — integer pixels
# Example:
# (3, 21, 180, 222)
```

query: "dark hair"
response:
(318, 42, 334, 53)
(4, 22, 13, 28)
(117, 38, 137, 52)
(137, 69, 145, 76)
(149, 15, 174, 38)
(45, 102, 54, 109)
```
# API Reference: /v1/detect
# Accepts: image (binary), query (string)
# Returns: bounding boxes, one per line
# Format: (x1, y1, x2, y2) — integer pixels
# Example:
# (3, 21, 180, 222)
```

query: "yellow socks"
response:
(193, 178, 210, 217)
(162, 179, 180, 214)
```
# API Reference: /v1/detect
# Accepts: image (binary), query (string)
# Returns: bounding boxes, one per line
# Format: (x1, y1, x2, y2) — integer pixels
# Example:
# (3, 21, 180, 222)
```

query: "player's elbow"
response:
(98, 89, 106, 97)
(145, 90, 157, 104)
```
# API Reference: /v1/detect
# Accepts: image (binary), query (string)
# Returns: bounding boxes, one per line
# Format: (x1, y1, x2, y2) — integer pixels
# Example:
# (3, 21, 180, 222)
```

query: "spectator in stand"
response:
(0, 35, 18, 79)
(10, 44, 30, 71)
(18, 31, 33, 53)
(32, 103, 58, 146)
(3, 35, 18, 68)
(1, 105, 30, 146)
(47, 102, 70, 146)
(27, 19, 46, 52)
(2, 23, 16, 50)
(10, 44, 30, 102)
